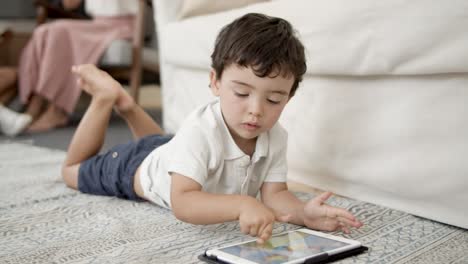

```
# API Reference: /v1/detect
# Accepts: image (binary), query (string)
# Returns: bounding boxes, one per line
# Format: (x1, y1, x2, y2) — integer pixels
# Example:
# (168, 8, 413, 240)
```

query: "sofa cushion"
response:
(281, 74, 468, 229)
(160, 0, 468, 75)
(177, 0, 268, 19)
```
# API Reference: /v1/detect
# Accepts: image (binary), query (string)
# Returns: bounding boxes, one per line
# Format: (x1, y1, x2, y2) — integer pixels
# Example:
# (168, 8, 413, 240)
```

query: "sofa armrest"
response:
(152, 0, 185, 27)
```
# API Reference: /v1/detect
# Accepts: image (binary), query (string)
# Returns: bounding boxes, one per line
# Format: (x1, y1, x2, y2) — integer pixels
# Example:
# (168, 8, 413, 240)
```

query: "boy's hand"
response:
(239, 197, 290, 244)
(302, 192, 363, 234)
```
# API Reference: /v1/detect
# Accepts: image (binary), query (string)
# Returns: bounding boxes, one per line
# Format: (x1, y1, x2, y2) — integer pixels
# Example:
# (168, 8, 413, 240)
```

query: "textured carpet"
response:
(0, 142, 467, 263)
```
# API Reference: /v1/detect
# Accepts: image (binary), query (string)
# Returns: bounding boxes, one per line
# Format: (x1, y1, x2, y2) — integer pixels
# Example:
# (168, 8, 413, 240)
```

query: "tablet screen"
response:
(218, 230, 352, 264)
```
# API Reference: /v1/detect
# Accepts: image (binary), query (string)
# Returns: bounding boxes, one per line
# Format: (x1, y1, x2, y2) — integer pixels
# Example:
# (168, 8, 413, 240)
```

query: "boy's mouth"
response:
(242, 122, 260, 131)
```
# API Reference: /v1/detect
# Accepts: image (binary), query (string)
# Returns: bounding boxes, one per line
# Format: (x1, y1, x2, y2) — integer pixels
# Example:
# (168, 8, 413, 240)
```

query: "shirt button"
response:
(112, 152, 119, 158)
(239, 157, 250, 167)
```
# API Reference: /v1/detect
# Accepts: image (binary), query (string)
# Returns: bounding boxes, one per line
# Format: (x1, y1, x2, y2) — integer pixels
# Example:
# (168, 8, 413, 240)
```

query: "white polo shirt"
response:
(138, 100, 288, 208)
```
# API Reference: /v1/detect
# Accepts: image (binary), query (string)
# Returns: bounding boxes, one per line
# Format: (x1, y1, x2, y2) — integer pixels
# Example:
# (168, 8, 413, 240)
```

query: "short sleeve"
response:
(166, 123, 213, 186)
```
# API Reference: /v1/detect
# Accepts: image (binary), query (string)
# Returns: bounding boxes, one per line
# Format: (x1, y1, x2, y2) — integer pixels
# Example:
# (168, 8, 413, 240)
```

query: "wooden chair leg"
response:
(129, 0, 146, 103)
(129, 48, 142, 102)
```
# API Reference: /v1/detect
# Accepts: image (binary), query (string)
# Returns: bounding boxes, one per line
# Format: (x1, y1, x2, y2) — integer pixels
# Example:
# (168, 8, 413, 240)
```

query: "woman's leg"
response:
(26, 102, 68, 132)
(24, 94, 45, 119)
(0, 87, 16, 105)
(0, 67, 17, 105)
(19, 18, 134, 133)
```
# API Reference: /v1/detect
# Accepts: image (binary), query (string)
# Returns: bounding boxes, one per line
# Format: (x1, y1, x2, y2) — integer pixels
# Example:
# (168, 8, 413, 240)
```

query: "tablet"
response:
(205, 228, 362, 264)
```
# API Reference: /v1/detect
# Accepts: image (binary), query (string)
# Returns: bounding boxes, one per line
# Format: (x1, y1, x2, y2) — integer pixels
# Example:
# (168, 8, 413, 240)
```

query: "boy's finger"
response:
(314, 191, 333, 205)
(249, 225, 259, 236)
(276, 214, 292, 223)
(240, 224, 250, 235)
(256, 233, 270, 244)
(259, 223, 272, 242)
(257, 222, 270, 239)
(337, 220, 351, 234)
(337, 216, 362, 228)
(333, 207, 360, 223)
(340, 225, 351, 234)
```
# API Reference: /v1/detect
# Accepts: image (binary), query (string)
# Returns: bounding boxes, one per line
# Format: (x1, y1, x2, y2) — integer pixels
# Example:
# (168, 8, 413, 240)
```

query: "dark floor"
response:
(0, 107, 162, 153)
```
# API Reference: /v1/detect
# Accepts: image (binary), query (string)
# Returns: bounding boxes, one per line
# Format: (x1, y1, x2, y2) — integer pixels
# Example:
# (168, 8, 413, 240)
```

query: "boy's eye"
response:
(234, 92, 248, 97)
(267, 99, 281, 104)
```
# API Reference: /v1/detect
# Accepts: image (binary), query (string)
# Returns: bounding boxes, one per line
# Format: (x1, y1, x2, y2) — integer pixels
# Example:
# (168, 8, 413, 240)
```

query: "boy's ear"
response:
(209, 69, 220, 96)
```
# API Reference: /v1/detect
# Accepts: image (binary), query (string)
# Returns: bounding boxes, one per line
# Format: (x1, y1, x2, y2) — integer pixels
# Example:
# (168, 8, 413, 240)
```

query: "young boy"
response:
(62, 13, 363, 244)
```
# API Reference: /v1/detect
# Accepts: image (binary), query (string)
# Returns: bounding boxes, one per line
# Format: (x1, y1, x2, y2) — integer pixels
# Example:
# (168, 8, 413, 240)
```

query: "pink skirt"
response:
(18, 16, 134, 114)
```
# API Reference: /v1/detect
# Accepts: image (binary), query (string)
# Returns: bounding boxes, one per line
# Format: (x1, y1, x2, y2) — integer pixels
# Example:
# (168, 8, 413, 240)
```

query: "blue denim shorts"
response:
(78, 134, 173, 201)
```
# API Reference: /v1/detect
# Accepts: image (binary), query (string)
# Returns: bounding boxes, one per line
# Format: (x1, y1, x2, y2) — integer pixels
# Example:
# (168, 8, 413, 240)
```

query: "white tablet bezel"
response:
(205, 228, 361, 264)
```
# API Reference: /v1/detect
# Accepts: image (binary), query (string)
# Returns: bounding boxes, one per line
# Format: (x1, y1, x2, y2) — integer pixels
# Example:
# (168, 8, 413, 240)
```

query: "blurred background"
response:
(0, 0, 162, 151)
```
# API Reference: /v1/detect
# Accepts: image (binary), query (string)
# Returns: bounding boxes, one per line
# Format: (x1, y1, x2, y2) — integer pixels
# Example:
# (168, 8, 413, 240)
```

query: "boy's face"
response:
(210, 64, 294, 148)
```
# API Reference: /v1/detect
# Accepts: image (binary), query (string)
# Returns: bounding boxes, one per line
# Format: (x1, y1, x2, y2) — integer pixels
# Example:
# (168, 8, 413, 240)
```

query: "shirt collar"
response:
(213, 100, 269, 161)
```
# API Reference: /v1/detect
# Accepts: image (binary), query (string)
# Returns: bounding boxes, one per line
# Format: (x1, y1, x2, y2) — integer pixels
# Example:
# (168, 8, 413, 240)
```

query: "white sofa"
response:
(153, 0, 468, 229)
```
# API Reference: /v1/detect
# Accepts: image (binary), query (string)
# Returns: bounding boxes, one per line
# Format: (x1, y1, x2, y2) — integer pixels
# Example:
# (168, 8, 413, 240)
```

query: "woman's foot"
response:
(72, 64, 135, 112)
(26, 104, 68, 133)
(0, 104, 32, 136)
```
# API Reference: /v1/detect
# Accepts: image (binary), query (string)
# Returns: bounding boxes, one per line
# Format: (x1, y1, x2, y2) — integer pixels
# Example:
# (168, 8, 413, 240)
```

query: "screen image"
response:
(219, 231, 350, 264)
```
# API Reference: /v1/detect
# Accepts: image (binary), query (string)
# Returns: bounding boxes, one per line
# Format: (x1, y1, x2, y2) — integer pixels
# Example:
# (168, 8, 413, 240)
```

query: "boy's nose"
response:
(248, 100, 263, 117)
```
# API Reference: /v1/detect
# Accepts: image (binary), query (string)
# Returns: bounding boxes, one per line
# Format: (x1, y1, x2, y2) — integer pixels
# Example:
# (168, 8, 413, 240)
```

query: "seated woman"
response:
(0, 30, 32, 136)
(4, 0, 138, 135)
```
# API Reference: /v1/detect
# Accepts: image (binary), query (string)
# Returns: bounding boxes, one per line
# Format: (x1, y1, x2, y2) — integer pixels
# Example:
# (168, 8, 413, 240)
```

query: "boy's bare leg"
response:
(61, 69, 119, 189)
(75, 65, 163, 139)
(117, 104, 164, 139)
(62, 64, 164, 188)
(64, 98, 114, 167)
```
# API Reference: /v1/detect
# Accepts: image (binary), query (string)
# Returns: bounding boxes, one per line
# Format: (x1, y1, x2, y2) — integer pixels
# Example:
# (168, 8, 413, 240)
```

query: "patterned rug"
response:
(0, 142, 466, 263)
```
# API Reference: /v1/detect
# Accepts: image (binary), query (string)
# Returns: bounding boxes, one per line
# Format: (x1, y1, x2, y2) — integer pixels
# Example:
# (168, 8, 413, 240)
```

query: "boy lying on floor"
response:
(62, 13, 363, 244)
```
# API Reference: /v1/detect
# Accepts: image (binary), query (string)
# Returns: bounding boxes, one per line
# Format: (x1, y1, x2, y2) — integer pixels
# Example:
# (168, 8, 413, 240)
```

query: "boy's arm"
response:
(260, 182, 306, 226)
(171, 172, 280, 243)
(171, 172, 244, 223)
(261, 182, 363, 233)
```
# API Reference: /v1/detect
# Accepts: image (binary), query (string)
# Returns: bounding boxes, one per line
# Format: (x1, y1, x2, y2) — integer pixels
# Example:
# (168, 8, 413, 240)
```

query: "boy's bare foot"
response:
(72, 64, 135, 112)
(26, 104, 68, 133)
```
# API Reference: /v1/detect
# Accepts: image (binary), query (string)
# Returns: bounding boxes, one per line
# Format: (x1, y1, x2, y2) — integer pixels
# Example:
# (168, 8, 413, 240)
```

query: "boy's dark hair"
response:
(211, 13, 307, 97)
